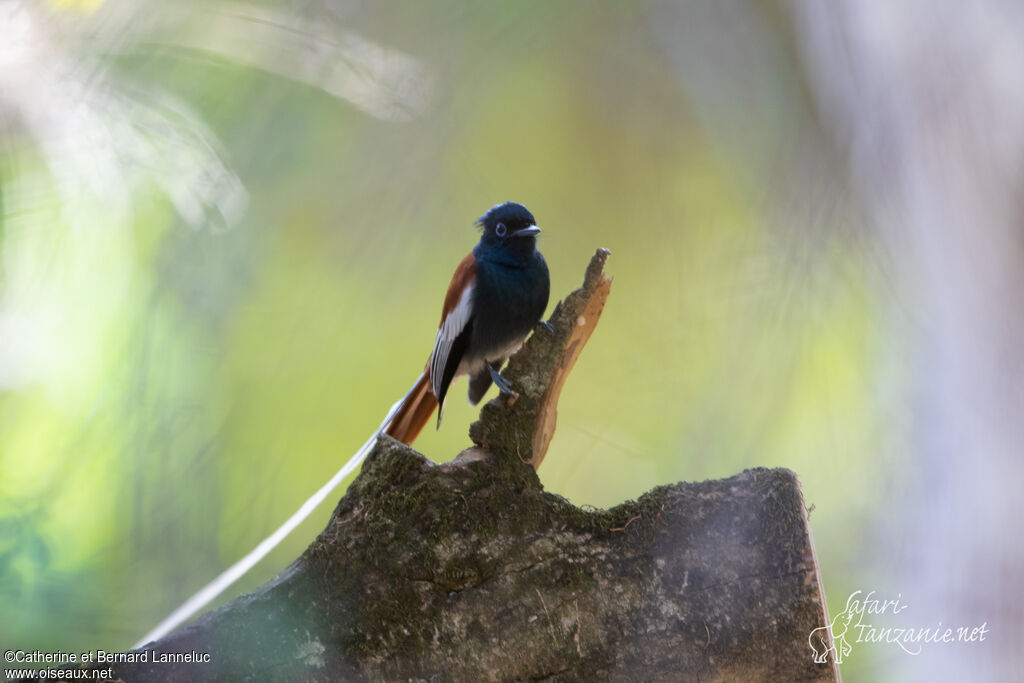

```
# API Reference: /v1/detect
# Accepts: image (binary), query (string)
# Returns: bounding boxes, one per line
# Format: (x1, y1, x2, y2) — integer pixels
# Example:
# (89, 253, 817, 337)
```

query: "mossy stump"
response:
(86, 250, 837, 682)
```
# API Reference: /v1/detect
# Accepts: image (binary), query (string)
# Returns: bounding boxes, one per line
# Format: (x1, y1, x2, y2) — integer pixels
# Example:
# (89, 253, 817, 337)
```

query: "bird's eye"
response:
(495, 222, 507, 237)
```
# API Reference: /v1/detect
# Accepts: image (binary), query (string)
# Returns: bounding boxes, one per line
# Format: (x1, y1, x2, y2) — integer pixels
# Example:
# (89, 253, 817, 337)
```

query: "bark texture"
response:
(69, 250, 837, 682)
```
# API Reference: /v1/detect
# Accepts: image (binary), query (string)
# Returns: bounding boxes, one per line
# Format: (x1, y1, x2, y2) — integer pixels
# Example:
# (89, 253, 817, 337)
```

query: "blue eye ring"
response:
(495, 222, 507, 237)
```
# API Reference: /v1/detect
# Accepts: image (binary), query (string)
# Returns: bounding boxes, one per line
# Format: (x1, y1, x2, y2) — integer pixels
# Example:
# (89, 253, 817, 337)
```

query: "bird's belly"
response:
(466, 252, 549, 375)
(457, 334, 528, 376)
(482, 335, 528, 363)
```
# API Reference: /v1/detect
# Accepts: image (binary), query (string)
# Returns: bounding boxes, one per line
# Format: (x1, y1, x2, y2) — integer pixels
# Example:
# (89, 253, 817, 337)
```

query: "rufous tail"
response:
(384, 370, 438, 444)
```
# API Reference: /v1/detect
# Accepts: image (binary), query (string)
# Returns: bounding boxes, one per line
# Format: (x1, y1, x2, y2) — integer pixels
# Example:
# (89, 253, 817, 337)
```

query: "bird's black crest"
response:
(475, 201, 536, 231)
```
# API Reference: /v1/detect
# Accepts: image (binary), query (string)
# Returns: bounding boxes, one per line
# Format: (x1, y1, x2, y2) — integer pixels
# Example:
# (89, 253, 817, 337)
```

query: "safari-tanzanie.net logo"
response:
(808, 590, 989, 664)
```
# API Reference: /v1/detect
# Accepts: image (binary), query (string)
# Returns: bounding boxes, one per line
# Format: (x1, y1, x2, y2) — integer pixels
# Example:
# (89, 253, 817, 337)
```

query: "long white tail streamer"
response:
(133, 397, 406, 647)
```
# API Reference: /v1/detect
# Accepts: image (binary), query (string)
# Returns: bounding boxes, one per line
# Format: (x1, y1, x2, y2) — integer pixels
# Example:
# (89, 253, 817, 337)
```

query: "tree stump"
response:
(59, 250, 838, 682)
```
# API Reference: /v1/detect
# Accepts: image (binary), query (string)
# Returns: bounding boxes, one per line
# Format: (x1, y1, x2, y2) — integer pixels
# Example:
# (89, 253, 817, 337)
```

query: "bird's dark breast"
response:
(471, 252, 549, 357)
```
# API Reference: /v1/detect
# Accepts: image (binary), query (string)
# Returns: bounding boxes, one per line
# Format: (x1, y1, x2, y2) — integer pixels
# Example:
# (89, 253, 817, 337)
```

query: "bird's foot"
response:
(488, 363, 517, 398)
(539, 321, 555, 335)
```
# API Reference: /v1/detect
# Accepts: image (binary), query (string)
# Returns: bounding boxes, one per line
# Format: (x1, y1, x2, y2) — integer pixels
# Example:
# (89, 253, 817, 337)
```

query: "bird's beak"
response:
(513, 225, 541, 237)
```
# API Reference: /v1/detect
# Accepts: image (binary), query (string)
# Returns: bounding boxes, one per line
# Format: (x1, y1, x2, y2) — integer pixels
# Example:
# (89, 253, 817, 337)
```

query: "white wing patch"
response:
(430, 282, 474, 402)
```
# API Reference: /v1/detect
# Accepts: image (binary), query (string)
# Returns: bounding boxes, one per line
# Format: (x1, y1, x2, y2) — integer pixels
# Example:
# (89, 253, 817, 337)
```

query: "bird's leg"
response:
(538, 321, 555, 335)
(488, 362, 515, 396)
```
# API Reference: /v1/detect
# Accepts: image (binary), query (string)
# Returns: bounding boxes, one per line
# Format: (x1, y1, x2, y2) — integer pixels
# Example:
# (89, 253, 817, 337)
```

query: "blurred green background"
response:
(1, 0, 908, 679)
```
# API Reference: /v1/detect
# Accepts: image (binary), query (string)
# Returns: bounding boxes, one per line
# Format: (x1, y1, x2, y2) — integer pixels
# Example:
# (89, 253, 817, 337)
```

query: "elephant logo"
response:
(809, 592, 861, 664)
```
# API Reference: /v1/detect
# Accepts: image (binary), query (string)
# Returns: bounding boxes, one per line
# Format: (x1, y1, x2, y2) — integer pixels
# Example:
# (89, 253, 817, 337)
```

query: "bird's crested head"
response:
(476, 202, 540, 253)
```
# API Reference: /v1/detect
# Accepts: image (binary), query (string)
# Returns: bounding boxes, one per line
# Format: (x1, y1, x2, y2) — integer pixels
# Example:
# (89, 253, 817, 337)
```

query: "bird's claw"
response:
(539, 321, 555, 335)
(488, 364, 516, 396)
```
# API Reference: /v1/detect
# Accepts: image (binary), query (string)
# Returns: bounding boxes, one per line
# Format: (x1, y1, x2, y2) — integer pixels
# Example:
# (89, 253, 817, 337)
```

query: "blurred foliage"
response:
(1, 1, 891, 679)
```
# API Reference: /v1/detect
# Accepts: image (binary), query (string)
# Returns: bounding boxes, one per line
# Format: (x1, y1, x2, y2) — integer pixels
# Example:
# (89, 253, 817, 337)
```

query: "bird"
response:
(385, 201, 550, 444)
